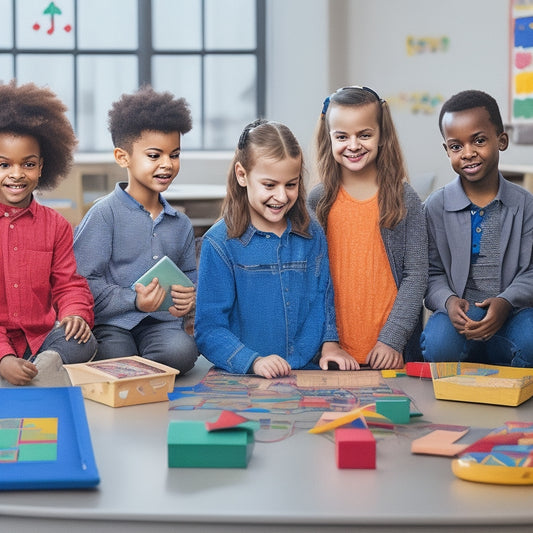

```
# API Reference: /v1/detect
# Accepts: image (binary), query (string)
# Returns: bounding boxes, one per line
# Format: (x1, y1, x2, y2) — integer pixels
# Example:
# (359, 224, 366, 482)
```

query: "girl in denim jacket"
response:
(194, 119, 356, 378)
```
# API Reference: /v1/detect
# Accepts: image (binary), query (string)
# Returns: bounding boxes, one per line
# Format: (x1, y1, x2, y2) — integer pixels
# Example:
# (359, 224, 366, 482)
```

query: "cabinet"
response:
(500, 164, 533, 193)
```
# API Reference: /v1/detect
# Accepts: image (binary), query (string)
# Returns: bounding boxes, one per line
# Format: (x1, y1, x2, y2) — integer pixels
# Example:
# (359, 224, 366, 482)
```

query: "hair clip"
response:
(321, 85, 384, 116)
(237, 118, 268, 150)
(321, 95, 331, 116)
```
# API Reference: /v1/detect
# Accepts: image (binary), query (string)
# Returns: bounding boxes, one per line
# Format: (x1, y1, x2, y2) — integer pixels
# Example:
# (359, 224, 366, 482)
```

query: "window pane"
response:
(205, 0, 255, 50)
(152, 55, 202, 149)
(78, 0, 137, 50)
(16, 54, 74, 127)
(77, 55, 138, 152)
(0, 55, 14, 83)
(204, 55, 256, 149)
(16, 0, 75, 50)
(153, 0, 201, 51)
(0, 0, 13, 48)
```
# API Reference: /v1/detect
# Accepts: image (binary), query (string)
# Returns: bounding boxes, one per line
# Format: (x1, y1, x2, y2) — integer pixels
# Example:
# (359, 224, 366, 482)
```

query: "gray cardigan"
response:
(424, 174, 533, 312)
(308, 182, 428, 359)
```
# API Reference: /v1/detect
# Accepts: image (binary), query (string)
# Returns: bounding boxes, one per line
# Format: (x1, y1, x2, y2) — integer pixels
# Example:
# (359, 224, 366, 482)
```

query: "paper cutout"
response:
(205, 411, 250, 432)
(411, 429, 469, 456)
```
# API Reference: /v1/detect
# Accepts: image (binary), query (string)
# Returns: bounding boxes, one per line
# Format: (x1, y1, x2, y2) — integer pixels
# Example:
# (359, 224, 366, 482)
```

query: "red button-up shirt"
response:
(0, 199, 94, 359)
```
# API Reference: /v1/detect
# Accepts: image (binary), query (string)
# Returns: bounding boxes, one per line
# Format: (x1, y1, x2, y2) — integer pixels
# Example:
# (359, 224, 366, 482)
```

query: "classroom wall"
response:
(265, 0, 532, 195)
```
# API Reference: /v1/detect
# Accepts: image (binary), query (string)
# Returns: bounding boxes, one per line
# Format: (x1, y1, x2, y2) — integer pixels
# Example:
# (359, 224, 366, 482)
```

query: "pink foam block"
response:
(335, 428, 376, 469)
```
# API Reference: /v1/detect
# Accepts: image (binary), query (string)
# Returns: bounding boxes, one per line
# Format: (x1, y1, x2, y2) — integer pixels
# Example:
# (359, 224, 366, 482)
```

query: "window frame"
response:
(4, 0, 266, 151)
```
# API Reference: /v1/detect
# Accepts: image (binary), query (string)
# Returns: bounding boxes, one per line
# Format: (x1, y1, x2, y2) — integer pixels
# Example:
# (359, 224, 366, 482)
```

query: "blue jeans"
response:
(421, 306, 533, 367)
(93, 317, 198, 375)
(25, 322, 97, 364)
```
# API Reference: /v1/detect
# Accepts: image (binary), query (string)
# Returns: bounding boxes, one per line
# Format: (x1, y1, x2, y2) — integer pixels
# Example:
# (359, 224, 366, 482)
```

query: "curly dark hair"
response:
(439, 90, 504, 136)
(0, 80, 77, 189)
(108, 85, 192, 151)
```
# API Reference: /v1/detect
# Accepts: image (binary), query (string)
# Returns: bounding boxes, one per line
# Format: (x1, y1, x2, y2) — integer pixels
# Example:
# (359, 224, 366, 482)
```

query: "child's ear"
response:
(498, 132, 509, 152)
(235, 162, 247, 187)
(442, 143, 450, 157)
(114, 147, 130, 168)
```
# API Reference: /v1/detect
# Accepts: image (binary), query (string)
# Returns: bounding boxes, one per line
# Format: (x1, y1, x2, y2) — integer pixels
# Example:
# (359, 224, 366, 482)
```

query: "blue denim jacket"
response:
(194, 218, 339, 373)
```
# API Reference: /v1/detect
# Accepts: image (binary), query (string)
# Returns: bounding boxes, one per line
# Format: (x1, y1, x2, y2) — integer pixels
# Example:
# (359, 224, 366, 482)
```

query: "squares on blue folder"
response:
(0, 387, 99, 490)
(132, 255, 193, 312)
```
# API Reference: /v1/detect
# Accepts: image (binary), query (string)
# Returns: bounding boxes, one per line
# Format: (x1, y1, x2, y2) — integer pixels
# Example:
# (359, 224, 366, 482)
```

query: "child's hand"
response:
(366, 341, 404, 369)
(58, 315, 92, 343)
(446, 295, 470, 332)
(463, 297, 512, 341)
(0, 355, 38, 385)
(252, 355, 291, 379)
(168, 284, 196, 318)
(319, 341, 359, 370)
(134, 278, 166, 312)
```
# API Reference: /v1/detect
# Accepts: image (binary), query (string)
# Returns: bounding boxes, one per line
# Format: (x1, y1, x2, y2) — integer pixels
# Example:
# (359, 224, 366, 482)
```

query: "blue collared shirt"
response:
(194, 218, 339, 373)
(74, 182, 197, 329)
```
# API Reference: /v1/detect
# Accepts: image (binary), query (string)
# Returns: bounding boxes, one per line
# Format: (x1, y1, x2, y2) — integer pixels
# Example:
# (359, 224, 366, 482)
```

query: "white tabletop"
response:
(163, 184, 227, 201)
(1, 357, 533, 533)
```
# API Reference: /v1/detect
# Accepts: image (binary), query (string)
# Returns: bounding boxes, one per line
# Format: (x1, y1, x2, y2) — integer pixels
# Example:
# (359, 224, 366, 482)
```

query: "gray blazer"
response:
(308, 182, 428, 359)
(425, 174, 533, 313)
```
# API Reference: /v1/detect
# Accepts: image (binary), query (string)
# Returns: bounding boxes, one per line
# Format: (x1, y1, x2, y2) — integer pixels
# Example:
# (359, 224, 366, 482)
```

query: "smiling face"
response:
(328, 102, 380, 181)
(441, 107, 508, 191)
(114, 129, 181, 205)
(0, 133, 43, 209)
(235, 155, 302, 236)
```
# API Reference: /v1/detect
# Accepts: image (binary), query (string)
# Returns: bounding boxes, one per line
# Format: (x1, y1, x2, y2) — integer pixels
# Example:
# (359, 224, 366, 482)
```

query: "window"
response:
(0, 0, 265, 151)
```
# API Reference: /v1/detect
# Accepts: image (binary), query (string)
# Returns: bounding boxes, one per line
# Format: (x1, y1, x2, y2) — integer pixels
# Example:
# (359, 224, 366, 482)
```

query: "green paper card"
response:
(132, 256, 193, 312)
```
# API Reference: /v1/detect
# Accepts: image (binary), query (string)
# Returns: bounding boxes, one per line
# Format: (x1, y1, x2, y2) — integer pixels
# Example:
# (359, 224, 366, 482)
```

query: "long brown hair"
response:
(222, 119, 310, 238)
(314, 86, 407, 230)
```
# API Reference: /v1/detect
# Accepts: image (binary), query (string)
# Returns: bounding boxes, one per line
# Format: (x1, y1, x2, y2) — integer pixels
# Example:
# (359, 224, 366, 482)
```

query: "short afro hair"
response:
(0, 80, 77, 189)
(439, 90, 504, 136)
(108, 85, 192, 152)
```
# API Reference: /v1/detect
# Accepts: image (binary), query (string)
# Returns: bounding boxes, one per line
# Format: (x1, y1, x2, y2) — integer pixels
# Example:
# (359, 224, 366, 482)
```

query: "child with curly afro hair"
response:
(74, 86, 199, 375)
(0, 81, 96, 386)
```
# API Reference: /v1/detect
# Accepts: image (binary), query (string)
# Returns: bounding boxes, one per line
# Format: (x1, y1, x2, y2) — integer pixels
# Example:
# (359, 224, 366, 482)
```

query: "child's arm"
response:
(194, 236, 260, 374)
(50, 216, 95, 328)
(58, 315, 93, 343)
(462, 297, 512, 341)
(377, 185, 428, 353)
(0, 355, 38, 386)
(252, 355, 292, 378)
(366, 341, 403, 369)
(169, 284, 196, 317)
(319, 342, 359, 370)
(73, 205, 137, 321)
(445, 295, 470, 332)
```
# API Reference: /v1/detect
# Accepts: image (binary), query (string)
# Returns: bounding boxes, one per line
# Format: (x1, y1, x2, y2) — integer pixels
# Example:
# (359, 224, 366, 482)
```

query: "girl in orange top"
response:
(308, 86, 428, 369)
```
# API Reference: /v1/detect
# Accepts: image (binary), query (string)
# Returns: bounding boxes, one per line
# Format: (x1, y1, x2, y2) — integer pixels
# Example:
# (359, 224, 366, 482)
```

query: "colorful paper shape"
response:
(411, 429, 469, 456)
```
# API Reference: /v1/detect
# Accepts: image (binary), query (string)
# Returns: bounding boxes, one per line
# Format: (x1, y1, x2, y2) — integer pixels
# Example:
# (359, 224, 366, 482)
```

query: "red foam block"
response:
(335, 428, 376, 469)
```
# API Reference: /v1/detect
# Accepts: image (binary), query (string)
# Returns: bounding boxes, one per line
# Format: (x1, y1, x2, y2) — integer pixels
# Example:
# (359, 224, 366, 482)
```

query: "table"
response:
(1, 357, 533, 532)
(162, 184, 227, 236)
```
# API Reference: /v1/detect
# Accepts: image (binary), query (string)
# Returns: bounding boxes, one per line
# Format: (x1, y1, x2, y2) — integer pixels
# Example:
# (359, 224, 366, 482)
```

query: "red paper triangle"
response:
(205, 410, 250, 432)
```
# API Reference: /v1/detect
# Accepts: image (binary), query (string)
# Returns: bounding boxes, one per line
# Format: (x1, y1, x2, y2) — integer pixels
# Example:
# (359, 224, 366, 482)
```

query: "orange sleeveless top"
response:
(327, 188, 397, 363)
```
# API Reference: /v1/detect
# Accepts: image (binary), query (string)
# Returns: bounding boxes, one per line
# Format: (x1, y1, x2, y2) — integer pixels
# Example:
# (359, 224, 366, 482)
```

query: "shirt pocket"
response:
(24, 250, 53, 309)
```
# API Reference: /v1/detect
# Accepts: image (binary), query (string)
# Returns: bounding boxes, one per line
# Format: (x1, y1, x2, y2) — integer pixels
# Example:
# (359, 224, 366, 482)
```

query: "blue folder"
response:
(0, 387, 100, 490)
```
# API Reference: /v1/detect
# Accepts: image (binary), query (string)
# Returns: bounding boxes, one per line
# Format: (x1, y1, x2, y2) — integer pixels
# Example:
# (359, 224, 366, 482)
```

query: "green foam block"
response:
(375, 396, 411, 424)
(168, 420, 256, 468)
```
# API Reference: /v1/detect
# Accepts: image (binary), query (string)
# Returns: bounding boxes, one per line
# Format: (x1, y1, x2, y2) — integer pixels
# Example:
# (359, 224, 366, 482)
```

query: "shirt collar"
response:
(116, 182, 180, 217)
(238, 219, 311, 246)
(444, 173, 508, 212)
(0, 196, 37, 219)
